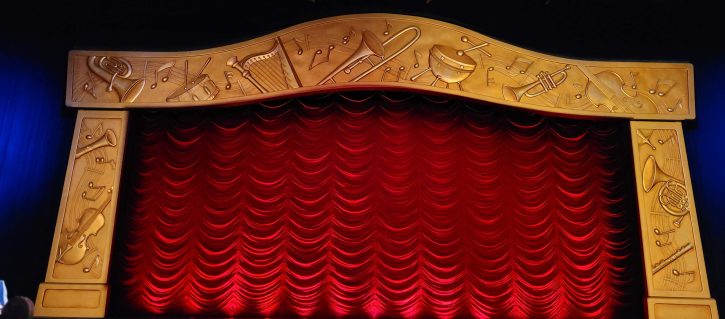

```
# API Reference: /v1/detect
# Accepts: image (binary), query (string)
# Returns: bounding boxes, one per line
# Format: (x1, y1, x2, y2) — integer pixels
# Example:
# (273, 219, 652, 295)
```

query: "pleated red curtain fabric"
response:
(112, 93, 642, 318)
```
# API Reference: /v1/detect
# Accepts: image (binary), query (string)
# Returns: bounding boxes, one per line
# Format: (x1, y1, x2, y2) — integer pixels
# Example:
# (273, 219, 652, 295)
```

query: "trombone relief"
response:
(317, 26, 420, 85)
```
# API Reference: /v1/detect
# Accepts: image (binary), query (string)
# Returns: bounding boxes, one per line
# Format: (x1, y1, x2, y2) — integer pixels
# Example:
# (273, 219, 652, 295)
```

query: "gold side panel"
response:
(67, 14, 693, 120)
(40, 110, 128, 285)
(631, 121, 711, 299)
(36, 110, 127, 317)
(35, 283, 108, 318)
(648, 297, 719, 319)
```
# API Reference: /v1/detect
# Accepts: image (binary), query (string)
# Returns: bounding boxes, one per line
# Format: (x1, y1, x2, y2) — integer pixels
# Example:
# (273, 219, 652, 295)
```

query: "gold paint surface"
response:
(631, 121, 711, 299)
(34, 283, 108, 318)
(42, 289, 101, 308)
(43, 110, 128, 283)
(648, 297, 719, 319)
(67, 14, 693, 120)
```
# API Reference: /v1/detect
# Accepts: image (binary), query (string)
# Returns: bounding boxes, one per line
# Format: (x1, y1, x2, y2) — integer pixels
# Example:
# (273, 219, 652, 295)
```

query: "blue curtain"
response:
(0, 49, 75, 298)
(684, 57, 725, 302)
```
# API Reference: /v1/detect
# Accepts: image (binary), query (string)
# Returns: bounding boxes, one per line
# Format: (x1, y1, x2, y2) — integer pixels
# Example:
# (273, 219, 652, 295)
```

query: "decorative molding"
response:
(66, 14, 693, 120)
(647, 297, 719, 319)
(35, 110, 127, 317)
(631, 121, 711, 300)
(35, 283, 108, 318)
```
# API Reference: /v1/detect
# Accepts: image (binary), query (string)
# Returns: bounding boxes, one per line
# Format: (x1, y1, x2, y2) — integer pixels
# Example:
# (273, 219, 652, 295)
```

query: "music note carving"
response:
(161, 62, 174, 83)
(654, 227, 675, 235)
(658, 134, 675, 145)
(573, 83, 584, 100)
(82, 72, 97, 99)
(150, 62, 175, 89)
(82, 255, 101, 273)
(665, 98, 683, 112)
(396, 66, 406, 82)
(629, 72, 639, 90)
(381, 66, 392, 81)
(95, 157, 116, 169)
(486, 67, 495, 87)
(224, 71, 234, 90)
(505, 57, 533, 74)
(84, 123, 102, 140)
(383, 20, 392, 36)
(656, 239, 672, 247)
(310, 45, 334, 70)
(342, 28, 355, 45)
(81, 181, 106, 201)
(413, 50, 422, 68)
(649, 79, 676, 97)
(671, 269, 696, 283)
(292, 36, 306, 55)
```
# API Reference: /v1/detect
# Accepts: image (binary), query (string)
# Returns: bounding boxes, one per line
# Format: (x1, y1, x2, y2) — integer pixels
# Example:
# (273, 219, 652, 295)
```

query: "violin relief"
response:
(51, 115, 124, 279)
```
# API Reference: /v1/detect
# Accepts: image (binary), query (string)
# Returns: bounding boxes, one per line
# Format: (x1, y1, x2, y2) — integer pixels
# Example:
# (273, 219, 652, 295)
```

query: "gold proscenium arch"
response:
(38, 14, 717, 319)
(67, 14, 694, 120)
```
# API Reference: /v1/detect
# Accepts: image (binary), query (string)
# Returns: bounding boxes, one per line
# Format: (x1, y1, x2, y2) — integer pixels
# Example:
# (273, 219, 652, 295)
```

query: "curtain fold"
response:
(112, 93, 641, 318)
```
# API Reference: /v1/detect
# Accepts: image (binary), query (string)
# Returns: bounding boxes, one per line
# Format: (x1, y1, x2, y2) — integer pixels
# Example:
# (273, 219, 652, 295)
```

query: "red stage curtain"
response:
(112, 93, 642, 318)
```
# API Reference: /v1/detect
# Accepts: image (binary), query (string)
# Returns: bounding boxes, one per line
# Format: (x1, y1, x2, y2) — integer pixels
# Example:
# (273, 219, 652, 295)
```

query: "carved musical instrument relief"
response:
(57, 191, 112, 265)
(317, 26, 420, 85)
(227, 37, 301, 93)
(66, 14, 693, 120)
(631, 122, 710, 299)
(87, 56, 146, 103)
(48, 113, 126, 281)
(410, 35, 488, 91)
(502, 65, 571, 102)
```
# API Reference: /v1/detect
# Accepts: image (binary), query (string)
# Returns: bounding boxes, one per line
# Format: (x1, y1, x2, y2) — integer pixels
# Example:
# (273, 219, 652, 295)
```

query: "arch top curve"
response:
(67, 13, 693, 120)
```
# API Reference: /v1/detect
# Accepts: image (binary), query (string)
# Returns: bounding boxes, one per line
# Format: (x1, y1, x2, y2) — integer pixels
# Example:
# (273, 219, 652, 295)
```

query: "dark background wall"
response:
(1, 0, 723, 312)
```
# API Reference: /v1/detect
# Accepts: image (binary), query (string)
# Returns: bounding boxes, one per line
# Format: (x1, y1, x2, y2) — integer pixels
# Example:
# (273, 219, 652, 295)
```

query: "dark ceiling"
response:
(2, 0, 721, 62)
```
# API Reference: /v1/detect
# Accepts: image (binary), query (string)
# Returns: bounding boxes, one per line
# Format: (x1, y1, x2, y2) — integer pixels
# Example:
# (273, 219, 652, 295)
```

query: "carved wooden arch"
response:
(36, 14, 718, 319)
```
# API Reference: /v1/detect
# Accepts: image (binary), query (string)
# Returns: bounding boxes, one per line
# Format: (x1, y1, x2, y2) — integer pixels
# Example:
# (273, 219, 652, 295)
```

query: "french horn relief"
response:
(642, 155, 690, 228)
(87, 56, 146, 103)
(317, 26, 420, 85)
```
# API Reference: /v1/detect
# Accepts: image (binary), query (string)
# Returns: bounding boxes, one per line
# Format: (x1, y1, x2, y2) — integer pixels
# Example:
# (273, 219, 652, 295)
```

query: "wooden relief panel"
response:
(66, 14, 693, 120)
(631, 121, 710, 299)
(45, 110, 127, 283)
